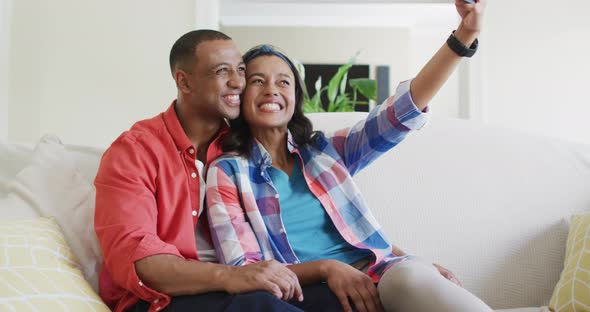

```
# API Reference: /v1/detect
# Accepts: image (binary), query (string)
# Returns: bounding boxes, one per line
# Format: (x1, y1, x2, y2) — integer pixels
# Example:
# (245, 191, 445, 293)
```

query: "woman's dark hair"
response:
(222, 44, 319, 156)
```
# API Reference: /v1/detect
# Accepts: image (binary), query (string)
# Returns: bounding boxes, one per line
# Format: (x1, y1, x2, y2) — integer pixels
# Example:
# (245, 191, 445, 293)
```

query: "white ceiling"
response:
(224, 0, 450, 3)
(219, 0, 457, 28)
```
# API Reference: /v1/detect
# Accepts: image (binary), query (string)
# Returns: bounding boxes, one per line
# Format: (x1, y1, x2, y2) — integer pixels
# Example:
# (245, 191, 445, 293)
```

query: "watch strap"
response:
(447, 30, 478, 58)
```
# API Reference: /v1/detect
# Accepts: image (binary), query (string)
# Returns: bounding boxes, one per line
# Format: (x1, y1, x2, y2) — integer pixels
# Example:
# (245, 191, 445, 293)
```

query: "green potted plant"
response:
(296, 54, 378, 113)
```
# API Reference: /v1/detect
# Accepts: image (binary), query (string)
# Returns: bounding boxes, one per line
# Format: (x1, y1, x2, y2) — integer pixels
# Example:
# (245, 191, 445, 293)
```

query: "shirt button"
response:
(191, 172, 197, 178)
(279, 228, 285, 234)
(138, 281, 144, 287)
(192, 210, 197, 216)
(274, 194, 279, 199)
(260, 172, 265, 176)
(153, 299, 160, 304)
(188, 148, 194, 154)
(155, 307, 161, 311)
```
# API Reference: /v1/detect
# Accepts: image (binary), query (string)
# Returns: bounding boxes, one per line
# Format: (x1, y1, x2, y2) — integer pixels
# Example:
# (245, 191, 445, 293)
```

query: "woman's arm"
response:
(288, 260, 383, 312)
(206, 161, 304, 301)
(206, 162, 262, 266)
(410, 0, 485, 111)
(325, 0, 485, 175)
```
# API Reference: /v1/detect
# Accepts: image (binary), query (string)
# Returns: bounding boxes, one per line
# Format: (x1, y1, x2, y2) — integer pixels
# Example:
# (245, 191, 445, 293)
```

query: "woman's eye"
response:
(280, 80, 290, 86)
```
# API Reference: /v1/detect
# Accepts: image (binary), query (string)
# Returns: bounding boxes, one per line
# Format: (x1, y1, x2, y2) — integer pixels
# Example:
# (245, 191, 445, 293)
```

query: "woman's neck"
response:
(252, 128, 294, 176)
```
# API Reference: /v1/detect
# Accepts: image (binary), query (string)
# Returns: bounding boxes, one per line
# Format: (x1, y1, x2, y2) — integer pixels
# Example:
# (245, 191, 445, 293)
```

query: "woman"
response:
(206, 1, 492, 311)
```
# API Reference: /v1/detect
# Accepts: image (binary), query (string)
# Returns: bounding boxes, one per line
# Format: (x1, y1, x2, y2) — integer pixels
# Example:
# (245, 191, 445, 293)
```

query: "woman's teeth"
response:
(259, 103, 281, 111)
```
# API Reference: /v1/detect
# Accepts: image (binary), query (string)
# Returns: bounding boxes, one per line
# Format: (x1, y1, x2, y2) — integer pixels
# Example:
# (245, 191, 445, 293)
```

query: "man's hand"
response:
(223, 260, 304, 302)
(322, 260, 384, 312)
(433, 263, 462, 286)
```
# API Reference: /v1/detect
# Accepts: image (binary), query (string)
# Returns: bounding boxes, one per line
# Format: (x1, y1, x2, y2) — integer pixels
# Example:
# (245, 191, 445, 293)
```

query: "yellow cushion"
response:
(549, 213, 590, 312)
(0, 217, 110, 311)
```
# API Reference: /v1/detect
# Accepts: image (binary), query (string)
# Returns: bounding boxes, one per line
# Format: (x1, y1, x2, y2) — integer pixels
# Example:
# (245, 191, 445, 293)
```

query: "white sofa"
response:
(1, 112, 589, 311)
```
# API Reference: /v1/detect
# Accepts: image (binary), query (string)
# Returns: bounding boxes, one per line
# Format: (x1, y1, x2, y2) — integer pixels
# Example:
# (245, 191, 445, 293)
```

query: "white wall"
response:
(220, 2, 462, 117)
(7, 0, 196, 146)
(5, 0, 590, 146)
(0, 0, 12, 141)
(482, 0, 590, 144)
(221, 26, 411, 104)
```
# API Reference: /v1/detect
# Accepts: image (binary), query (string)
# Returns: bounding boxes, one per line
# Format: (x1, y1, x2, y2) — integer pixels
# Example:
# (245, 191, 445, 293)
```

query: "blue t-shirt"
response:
(267, 161, 371, 264)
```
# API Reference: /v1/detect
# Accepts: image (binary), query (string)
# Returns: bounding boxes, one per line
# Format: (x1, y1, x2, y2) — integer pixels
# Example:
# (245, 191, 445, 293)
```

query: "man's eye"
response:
(238, 66, 246, 72)
(216, 68, 229, 74)
(250, 79, 263, 84)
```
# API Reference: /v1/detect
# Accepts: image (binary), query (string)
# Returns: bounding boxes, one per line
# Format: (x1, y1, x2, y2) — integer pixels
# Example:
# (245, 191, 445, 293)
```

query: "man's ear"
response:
(175, 70, 191, 93)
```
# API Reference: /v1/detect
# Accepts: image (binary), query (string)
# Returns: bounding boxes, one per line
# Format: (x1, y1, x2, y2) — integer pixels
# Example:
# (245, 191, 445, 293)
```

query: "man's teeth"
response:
(259, 103, 281, 111)
(225, 95, 240, 101)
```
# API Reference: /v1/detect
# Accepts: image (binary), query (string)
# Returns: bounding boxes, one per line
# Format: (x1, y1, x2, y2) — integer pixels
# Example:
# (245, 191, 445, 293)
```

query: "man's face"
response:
(182, 40, 245, 120)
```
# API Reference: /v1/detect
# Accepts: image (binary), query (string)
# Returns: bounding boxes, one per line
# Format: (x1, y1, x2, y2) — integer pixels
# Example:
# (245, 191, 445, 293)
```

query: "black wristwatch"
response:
(446, 30, 478, 57)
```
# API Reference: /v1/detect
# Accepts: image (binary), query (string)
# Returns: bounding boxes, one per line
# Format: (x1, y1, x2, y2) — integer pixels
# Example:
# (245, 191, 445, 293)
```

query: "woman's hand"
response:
(321, 260, 384, 312)
(455, 0, 487, 39)
(433, 263, 462, 287)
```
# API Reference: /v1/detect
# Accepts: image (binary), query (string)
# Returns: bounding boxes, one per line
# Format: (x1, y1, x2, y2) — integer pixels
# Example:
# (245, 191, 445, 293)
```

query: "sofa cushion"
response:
(549, 213, 590, 311)
(0, 217, 109, 311)
(0, 134, 102, 291)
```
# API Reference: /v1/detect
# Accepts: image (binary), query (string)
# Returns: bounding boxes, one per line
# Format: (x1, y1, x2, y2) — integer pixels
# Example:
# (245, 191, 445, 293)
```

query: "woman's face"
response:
(242, 55, 296, 131)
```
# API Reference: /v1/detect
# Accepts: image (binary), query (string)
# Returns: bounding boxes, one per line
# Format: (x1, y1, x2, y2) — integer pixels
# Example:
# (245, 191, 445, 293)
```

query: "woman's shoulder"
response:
(209, 152, 250, 170)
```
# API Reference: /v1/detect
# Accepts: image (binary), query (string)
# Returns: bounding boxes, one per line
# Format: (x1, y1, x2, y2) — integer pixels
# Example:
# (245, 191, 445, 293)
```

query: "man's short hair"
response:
(169, 29, 232, 76)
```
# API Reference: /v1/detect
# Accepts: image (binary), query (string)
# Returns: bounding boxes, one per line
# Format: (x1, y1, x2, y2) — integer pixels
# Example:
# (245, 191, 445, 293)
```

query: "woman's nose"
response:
(264, 83, 279, 96)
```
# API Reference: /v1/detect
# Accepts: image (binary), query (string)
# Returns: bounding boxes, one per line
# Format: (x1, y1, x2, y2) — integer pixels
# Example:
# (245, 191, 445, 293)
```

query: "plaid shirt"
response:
(206, 80, 429, 282)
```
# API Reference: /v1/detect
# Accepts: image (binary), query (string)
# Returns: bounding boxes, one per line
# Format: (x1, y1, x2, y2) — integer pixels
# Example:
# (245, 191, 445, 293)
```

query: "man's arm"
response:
(94, 136, 302, 306)
(135, 254, 301, 299)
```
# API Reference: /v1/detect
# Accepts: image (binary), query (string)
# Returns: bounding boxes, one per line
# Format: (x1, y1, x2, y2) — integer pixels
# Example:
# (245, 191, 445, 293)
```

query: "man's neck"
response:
(175, 99, 222, 162)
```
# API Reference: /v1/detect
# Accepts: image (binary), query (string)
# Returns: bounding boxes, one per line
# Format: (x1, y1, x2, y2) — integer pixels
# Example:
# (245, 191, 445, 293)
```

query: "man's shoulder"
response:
(111, 113, 167, 150)
(99, 113, 176, 166)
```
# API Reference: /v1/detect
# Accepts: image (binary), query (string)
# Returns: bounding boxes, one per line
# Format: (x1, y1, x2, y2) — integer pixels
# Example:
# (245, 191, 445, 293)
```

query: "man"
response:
(95, 30, 336, 312)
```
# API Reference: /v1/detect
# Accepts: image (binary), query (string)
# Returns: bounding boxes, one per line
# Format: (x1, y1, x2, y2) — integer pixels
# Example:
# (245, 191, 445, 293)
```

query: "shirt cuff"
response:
(392, 79, 430, 130)
(127, 234, 185, 311)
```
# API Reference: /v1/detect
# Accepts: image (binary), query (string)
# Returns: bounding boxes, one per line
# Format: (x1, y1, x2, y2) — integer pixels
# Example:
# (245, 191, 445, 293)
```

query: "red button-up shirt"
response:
(94, 102, 226, 312)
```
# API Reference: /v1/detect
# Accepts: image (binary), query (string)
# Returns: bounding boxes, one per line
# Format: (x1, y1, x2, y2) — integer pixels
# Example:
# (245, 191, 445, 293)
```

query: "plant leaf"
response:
(349, 78, 377, 101)
(327, 63, 352, 105)
(339, 72, 348, 95)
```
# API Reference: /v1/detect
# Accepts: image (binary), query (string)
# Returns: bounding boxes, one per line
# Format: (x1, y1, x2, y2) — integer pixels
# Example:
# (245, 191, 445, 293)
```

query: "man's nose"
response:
(228, 71, 245, 90)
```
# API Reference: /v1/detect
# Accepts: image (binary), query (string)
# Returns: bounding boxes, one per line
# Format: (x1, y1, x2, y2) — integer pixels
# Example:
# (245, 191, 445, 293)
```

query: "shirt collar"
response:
(251, 130, 300, 170)
(163, 100, 229, 163)
(163, 101, 193, 153)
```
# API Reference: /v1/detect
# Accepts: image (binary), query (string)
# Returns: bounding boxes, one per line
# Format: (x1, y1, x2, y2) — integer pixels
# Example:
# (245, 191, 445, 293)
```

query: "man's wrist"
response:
(213, 264, 236, 292)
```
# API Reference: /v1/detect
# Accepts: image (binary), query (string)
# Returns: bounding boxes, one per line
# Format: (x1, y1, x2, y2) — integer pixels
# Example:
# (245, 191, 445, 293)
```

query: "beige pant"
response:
(377, 259, 493, 312)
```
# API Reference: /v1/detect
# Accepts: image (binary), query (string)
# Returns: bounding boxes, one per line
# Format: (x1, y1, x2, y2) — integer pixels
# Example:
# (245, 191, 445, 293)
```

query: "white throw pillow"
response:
(3, 134, 102, 292)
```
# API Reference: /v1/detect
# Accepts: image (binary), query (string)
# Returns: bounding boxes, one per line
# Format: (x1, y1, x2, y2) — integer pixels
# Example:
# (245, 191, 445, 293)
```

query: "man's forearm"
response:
(135, 254, 232, 296)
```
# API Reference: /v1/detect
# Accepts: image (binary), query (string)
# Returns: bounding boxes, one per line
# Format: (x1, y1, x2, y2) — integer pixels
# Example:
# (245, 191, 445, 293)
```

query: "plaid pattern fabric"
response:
(206, 80, 429, 282)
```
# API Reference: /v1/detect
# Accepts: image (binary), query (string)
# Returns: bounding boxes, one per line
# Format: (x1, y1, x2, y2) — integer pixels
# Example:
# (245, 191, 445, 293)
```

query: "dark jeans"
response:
(129, 283, 343, 312)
